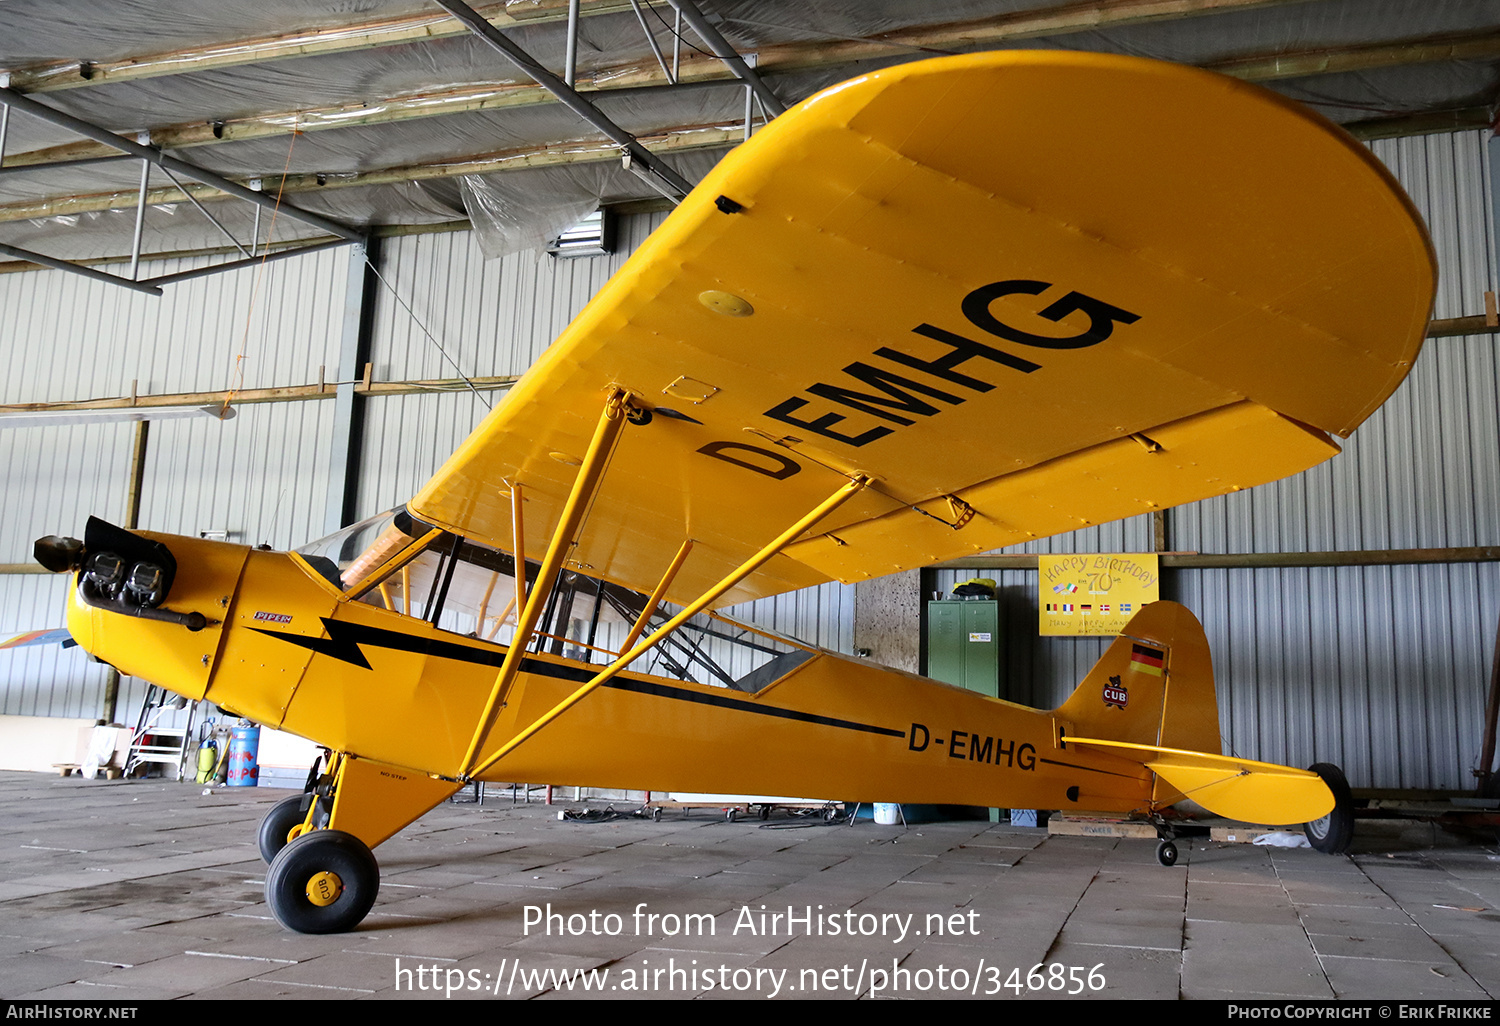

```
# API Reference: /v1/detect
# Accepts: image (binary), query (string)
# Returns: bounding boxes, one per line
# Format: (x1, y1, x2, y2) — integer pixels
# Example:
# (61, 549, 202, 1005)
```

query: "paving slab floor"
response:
(0, 771, 1496, 1001)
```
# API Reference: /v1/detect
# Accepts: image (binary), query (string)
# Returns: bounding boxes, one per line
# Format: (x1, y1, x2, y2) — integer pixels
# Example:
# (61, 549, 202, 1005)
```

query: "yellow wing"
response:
(408, 50, 1436, 609)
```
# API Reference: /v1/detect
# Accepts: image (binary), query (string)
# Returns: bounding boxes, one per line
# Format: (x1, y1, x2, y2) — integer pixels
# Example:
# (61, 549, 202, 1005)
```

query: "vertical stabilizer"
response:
(1054, 601, 1221, 758)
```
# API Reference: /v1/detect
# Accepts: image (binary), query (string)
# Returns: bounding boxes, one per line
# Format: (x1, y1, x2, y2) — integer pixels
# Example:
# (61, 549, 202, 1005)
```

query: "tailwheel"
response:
(1156, 839, 1179, 867)
(1303, 762, 1355, 855)
(265, 830, 379, 934)
(258, 793, 328, 864)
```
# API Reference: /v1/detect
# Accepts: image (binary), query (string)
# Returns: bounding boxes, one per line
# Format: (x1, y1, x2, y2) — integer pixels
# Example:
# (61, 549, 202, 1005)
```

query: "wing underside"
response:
(408, 51, 1436, 609)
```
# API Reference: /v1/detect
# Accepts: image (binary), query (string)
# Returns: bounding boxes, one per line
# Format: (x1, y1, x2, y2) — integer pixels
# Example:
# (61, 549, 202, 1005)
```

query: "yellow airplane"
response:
(35, 50, 1434, 934)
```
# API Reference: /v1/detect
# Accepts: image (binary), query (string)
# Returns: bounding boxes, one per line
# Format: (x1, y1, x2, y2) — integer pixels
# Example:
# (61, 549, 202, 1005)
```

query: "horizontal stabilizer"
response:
(1068, 737, 1333, 825)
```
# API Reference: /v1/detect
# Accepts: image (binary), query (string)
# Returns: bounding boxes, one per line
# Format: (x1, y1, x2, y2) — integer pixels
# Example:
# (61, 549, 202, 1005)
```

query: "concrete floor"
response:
(0, 770, 1496, 1001)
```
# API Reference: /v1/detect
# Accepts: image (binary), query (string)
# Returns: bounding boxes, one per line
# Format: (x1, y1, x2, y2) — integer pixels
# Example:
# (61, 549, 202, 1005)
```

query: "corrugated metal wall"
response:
(1, 132, 1493, 790)
(355, 219, 654, 515)
(0, 215, 850, 724)
(0, 248, 350, 719)
(1172, 132, 1500, 790)
(932, 131, 1499, 791)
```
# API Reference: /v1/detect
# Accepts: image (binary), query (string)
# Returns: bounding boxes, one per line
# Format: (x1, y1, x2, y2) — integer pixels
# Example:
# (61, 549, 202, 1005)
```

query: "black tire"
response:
(651, 807, 663, 823)
(258, 794, 320, 864)
(265, 830, 379, 934)
(1156, 839, 1178, 867)
(1303, 762, 1355, 854)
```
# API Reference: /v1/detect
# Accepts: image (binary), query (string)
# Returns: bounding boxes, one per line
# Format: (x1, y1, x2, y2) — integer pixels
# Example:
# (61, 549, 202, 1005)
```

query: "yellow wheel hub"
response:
(305, 871, 344, 907)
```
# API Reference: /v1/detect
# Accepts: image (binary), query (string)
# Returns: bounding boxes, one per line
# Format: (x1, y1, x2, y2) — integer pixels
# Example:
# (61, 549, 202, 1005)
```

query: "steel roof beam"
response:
(0, 121, 741, 225)
(0, 241, 163, 294)
(0, 87, 365, 243)
(4, 13, 1485, 176)
(665, 0, 785, 117)
(0, 69, 1486, 230)
(4, 0, 639, 94)
(142, 237, 351, 287)
(433, 0, 693, 199)
(0, 0, 1314, 95)
(1, 73, 739, 171)
(626, 0, 677, 85)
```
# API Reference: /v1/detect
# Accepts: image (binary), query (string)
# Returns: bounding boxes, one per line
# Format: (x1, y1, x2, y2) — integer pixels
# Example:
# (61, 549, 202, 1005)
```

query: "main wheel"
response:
(1156, 839, 1178, 867)
(1303, 762, 1355, 854)
(258, 793, 327, 864)
(265, 830, 379, 934)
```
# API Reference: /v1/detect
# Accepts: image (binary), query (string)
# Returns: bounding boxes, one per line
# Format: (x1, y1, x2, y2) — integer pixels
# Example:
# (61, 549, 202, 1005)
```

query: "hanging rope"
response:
(222, 125, 300, 416)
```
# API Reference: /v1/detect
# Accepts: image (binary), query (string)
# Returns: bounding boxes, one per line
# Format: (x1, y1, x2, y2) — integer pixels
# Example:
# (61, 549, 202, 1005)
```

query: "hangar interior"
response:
(1, 3, 1499, 812)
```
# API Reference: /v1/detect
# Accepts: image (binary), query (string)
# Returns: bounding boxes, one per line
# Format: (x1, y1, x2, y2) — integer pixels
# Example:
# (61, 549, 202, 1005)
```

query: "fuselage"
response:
(65, 529, 1155, 814)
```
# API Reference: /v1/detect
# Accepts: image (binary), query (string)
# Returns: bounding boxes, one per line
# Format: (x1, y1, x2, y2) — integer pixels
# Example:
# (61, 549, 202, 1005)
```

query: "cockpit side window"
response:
(296, 512, 819, 692)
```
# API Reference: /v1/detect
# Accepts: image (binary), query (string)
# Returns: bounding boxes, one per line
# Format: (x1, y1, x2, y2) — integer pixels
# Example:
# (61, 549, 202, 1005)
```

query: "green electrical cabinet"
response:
(926, 599, 1000, 697)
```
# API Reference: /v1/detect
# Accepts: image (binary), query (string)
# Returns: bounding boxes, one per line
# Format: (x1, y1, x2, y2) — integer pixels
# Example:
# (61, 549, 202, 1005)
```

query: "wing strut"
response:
(465, 473, 870, 780)
(458, 389, 633, 774)
(510, 481, 527, 615)
(618, 538, 694, 656)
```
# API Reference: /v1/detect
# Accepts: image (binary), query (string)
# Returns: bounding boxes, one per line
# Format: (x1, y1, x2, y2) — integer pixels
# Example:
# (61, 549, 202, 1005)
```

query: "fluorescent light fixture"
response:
(0, 404, 236, 429)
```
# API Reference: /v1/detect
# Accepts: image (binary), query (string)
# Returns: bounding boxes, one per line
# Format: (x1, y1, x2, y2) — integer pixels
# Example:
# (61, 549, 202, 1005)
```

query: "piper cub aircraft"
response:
(37, 51, 1435, 934)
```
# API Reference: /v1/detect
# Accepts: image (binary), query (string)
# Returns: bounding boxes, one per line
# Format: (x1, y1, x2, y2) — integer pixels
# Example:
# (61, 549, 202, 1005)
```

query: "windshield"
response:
(294, 508, 428, 592)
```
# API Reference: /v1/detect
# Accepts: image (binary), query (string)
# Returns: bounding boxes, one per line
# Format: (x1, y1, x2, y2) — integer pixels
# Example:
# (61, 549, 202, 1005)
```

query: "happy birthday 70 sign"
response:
(1038, 554, 1160, 636)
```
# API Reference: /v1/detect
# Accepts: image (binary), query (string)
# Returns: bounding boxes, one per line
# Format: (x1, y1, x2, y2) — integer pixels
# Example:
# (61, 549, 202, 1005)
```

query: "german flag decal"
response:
(1130, 643, 1165, 676)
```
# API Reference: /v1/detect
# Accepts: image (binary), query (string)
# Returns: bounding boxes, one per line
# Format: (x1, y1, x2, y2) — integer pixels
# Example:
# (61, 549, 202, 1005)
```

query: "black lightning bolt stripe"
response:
(600, 677, 906, 738)
(251, 618, 507, 671)
(251, 619, 904, 739)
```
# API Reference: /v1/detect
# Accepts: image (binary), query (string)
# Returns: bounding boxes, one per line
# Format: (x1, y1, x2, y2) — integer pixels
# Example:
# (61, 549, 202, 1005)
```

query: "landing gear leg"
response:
(260, 752, 459, 934)
(1152, 816, 1180, 867)
(257, 792, 329, 863)
(260, 752, 335, 863)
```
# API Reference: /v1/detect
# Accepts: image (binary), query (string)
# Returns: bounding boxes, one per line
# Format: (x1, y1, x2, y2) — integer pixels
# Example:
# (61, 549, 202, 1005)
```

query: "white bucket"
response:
(874, 803, 900, 825)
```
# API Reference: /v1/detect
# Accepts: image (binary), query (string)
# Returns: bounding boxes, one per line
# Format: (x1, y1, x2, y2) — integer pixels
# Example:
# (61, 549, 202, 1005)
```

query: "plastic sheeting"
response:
(457, 146, 723, 257)
(463, 163, 631, 258)
(3, 0, 1500, 262)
